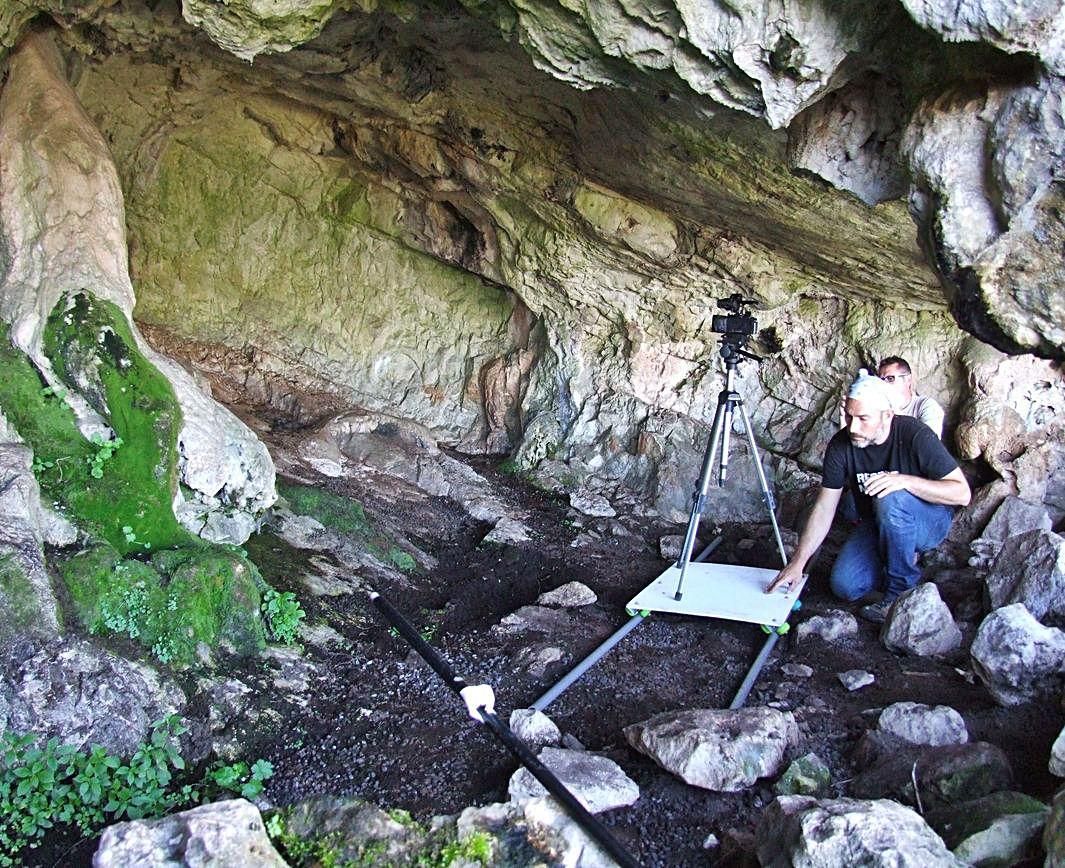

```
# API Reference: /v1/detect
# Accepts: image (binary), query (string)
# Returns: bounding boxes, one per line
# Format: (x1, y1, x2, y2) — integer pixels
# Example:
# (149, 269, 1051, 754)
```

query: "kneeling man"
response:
(767, 370, 970, 623)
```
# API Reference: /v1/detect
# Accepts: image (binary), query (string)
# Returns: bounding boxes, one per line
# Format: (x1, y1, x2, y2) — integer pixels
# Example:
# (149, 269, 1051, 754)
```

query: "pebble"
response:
(838, 669, 875, 691)
(782, 663, 814, 678)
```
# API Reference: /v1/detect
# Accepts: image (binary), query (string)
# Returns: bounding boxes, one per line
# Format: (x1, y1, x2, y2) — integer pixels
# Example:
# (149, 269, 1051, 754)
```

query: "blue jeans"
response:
(829, 490, 954, 602)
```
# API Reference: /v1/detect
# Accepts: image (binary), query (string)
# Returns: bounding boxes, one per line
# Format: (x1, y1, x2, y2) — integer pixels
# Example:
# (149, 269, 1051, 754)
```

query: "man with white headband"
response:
(767, 369, 970, 623)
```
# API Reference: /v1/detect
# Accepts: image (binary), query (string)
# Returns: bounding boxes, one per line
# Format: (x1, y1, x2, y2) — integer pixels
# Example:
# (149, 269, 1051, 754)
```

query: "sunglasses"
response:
(879, 373, 910, 383)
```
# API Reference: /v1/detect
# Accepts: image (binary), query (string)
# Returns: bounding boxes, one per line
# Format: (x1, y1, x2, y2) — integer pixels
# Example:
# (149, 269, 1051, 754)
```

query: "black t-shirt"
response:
(822, 415, 959, 521)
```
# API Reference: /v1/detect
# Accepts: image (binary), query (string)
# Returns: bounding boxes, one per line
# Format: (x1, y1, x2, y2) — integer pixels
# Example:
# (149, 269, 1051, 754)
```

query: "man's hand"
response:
(863, 471, 911, 498)
(766, 562, 804, 594)
(459, 684, 495, 722)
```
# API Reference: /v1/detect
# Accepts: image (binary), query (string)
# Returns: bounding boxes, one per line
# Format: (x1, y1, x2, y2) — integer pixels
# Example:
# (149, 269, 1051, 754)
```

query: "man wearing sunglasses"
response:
(877, 356, 945, 439)
(767, 370, 970, 624)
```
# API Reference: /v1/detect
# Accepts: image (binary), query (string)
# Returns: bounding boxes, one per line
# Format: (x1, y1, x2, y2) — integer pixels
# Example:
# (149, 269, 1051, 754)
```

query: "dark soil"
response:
(245, 453, 1061, 867)
(35, 448, 1063, 867)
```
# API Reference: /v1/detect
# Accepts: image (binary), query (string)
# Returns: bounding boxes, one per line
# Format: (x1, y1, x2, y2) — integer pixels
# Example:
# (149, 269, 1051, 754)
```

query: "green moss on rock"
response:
(60, 542, 266, 666)
(0, 553, 44, 641)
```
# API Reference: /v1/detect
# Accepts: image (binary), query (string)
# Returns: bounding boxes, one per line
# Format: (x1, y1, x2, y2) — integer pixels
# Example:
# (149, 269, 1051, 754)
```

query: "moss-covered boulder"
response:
(60, 542, 267, 666)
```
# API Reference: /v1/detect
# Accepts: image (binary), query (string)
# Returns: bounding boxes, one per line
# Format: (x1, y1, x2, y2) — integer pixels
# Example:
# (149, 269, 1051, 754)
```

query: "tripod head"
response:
(711, 293, 762, 369)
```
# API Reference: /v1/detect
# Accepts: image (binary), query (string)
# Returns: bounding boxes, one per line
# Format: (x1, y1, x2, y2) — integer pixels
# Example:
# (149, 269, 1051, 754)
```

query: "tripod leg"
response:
(735, 400, 788, 567)
(674, 399, 728, 600)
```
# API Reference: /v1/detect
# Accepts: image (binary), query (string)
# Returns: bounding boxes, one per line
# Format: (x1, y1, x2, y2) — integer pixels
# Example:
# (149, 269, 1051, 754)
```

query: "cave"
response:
(0, 0, 1063, 865)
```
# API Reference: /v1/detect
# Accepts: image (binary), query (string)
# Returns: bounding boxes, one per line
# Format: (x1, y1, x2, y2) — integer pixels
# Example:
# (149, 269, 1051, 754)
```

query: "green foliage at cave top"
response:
(0, 291, 194, 554)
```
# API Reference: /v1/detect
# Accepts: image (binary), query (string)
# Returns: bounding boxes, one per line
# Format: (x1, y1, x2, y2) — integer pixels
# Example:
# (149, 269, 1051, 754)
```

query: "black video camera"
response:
(711, 293, 758, 339)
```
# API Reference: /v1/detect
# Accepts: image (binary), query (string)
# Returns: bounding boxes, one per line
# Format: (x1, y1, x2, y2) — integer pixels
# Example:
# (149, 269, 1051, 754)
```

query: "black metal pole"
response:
(369, 591, 642, 868)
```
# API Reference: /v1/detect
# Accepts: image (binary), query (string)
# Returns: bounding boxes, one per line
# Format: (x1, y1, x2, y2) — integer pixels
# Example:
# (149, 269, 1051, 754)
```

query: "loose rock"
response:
(971, 603, 1065, 705)
(755, 796, 963, 867)
(1052, 726, 1065, 777)
(508, 747, 639, 813)
(838, 669, 875, 691)
(984, 529, 1065, 623)
(851, 742, 1013, 809)
(94, 799, 286, 867)
(536, 581, 597, 608)
(624, 707, 798, 792)
(773, 752, 832, 797)
(877, 702, 968, 747)
(658, 534, 684, 561)
(568, 489, 616, 517)
(881, 583, 962, 656)
(509, 708, 562, 752)
(796, 610, 858, 644)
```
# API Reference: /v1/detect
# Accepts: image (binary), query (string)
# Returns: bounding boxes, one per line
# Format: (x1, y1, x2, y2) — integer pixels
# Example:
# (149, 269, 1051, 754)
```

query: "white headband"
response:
(846, 368, 894, 412)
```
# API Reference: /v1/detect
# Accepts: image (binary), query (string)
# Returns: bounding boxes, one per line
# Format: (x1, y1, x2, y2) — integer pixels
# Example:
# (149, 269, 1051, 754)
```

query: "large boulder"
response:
(624, 707, 798, 792)
(925, 791, 1049, 868)
(283, 796, 427, 864)
(881, 584, 962, 656)
(971, 603, 1065, 705)
(984, 529, 1065, 624)
(755, 796, 963, 867)
(850, 741, 1013, 809)
(94, 799, 286, 867)
(0, 637, 186, 756)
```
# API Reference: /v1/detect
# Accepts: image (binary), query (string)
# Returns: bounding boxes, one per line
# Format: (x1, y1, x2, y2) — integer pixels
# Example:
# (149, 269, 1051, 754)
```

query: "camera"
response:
(711, 293, 758, 339)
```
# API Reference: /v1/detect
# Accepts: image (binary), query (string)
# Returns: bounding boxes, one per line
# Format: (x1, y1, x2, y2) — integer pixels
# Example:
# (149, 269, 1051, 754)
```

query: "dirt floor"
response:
(242, 451, 1061, 867)
(38, 445, 1063, 867)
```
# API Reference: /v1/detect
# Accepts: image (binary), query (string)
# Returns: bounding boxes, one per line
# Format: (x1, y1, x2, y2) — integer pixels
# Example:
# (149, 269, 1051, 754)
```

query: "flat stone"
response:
(877, 702, 968, 747)
(536, 581, 597, 608)
(781, 663, 814, 678)
(492, 605, 579, 636)
(511, 643, 566, 678)
(797, 610, 858, 644)
(482, 517, 532, 545)
(508, 747, 639, 813)
(568, 489, 616, 517)
(624, 707, 798, 792)
(838, 669, 875, 691)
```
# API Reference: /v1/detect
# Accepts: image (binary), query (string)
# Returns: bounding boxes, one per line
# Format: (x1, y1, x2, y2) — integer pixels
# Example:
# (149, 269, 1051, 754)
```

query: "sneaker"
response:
(859, 598, 894, 624)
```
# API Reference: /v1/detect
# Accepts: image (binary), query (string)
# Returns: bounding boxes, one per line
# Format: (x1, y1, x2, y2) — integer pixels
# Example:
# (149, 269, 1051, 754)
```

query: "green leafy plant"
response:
(389, 548, 417, 572)
(262, 587, 306, 644)
(0, 716, 274, 866)
(86, 433, 123, 479)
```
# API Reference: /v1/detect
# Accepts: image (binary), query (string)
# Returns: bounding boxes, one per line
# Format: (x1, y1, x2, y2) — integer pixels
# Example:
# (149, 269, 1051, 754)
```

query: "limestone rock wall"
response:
(0, 1, 1059, 521)
(0, 31, 276, 543)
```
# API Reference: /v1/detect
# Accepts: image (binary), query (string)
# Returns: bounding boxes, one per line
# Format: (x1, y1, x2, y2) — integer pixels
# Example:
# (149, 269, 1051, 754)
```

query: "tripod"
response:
(673, 340, 788, 600)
